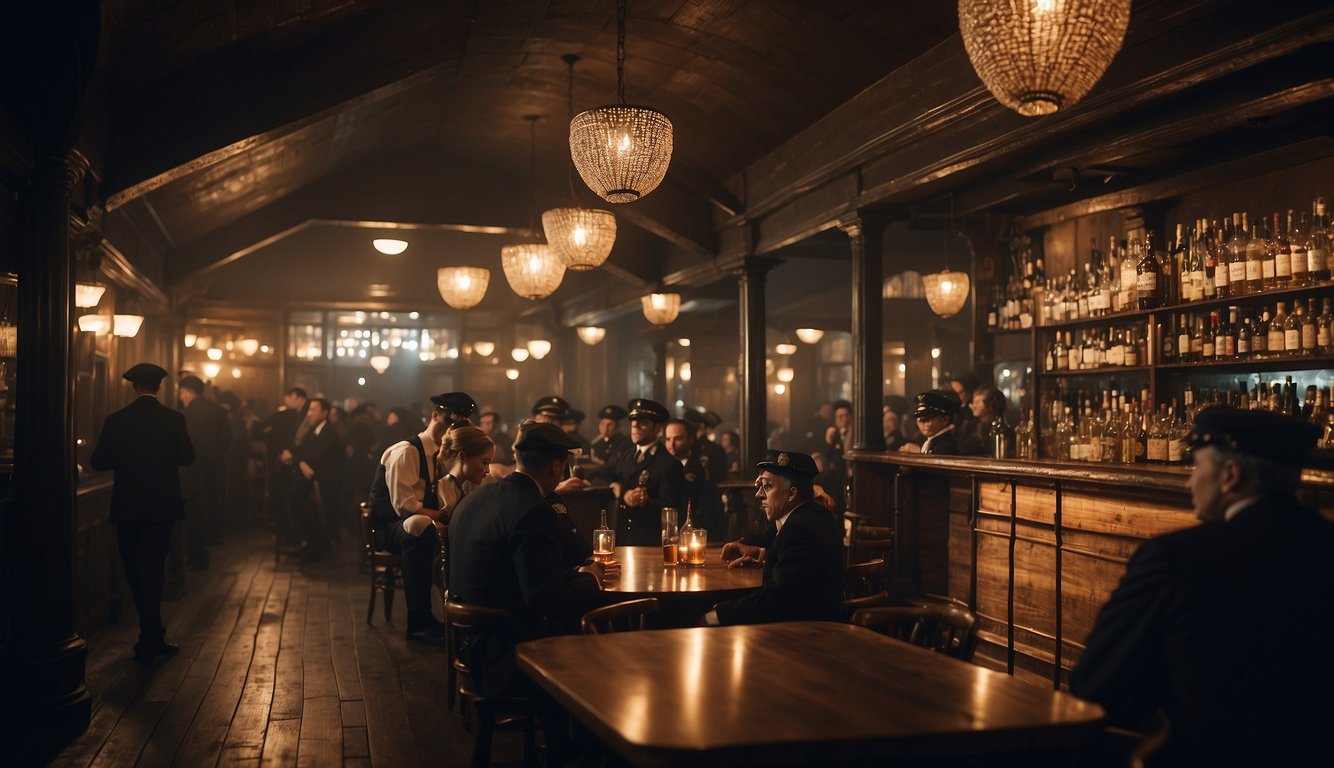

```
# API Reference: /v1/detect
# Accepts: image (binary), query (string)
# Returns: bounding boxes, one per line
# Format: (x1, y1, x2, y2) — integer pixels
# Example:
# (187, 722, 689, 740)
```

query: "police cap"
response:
(431, 392, 477, 417)
(755, 449, 819, 478)
(912, 390, 961, 420)
(1185, 406, 1319, 465)
(598, 405, 628, 421)
(514, 421, 581, 452)
(532, 395, 571, 419)
(626, 398, 669, 423)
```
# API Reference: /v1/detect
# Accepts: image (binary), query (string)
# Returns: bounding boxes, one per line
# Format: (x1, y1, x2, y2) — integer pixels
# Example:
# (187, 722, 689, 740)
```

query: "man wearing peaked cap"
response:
(609, 398, 684, 546)
(899, 390, 962, 456)
(707, 449, 843, 626)
(587, 405, 633, 485)
(91, 364, 196, 662)
(559, 407, 593, 457)
(1072, 407, 1333, 766)
(367, 390, 478, 645)
(531, 395, 570, 424)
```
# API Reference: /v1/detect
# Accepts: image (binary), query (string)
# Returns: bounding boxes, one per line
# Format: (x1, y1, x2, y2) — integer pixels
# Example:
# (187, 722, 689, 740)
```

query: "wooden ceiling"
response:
(92, 0, 958, 312)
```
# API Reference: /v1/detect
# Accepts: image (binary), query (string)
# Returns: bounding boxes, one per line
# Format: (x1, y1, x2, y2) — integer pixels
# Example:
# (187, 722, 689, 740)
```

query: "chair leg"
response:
(470, 699, 494, 768)
(521, 712, 536, 768)
(383, 568, 396, 623)
(366, 570, 377, 625)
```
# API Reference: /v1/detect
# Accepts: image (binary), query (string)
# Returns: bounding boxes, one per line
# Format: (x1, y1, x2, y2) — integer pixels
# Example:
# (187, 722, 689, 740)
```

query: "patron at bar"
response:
(1072, 407, 1333, 766)
(899, 391, 962, 455)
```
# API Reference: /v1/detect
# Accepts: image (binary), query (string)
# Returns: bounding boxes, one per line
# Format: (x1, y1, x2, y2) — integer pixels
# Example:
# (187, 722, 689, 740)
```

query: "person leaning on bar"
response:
(704, 450, 844, 626)
(1071, 406, 1334, 767)
(898, 390, 962, 455)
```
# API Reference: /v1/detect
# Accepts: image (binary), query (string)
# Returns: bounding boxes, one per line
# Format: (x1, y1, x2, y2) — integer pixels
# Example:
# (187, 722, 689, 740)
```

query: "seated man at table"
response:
(1071, 407, 1334, 767)
(898, 390, 961, 455)
(705, 450, 843, 626)
(448, 421, 606, 696)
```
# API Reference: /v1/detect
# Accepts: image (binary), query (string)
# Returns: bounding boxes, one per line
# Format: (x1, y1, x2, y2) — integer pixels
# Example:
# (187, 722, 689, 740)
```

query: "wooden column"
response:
(841, 213, 892, 453)
(732, 257, 781, 472)
(651, 337, 668, 405)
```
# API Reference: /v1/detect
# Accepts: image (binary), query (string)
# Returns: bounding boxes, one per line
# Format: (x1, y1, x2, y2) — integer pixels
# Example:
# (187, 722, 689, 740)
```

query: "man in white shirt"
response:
(367, 391, 475, 645)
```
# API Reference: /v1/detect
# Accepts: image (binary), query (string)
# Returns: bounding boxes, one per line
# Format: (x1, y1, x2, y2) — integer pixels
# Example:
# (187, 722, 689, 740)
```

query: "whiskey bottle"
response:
(1136, 231, 1163, 309)
(1236, 308, 1252, 359)
(1300, 298, 1317, 356)
(1284, 301, 1303, 357)
(1272, 211, 1291, 289)
(1212, 218, 1231, 298)
(1309, 198, 1331, 283)
(1288, 211, 1310, 287)
(1318, 298, 1333, 355)
(1269, 302, 1290, 357)
(1243, 213, 1264, 295)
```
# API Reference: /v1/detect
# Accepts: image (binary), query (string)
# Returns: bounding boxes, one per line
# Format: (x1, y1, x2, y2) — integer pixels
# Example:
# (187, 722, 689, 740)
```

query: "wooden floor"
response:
(50, 532, 525, 767)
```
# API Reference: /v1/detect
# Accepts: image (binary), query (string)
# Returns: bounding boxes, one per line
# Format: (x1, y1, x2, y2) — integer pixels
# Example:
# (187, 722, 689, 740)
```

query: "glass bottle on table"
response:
(593, 507, 616, 563)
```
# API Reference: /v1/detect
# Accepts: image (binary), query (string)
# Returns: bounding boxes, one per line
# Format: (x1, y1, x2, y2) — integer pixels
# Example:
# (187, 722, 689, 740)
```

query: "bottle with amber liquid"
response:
(1272, 211, 1292, 289)
(1289, 211, 1310, 287)
(1136, 231, 1163, 309)
(1243, 213, 1265, 295)
(1269, 302, 1290, 357)
(1228, 214, 1249, 296)
(1211, 218, 1231, 298)
(1284, 302, 1304, 358)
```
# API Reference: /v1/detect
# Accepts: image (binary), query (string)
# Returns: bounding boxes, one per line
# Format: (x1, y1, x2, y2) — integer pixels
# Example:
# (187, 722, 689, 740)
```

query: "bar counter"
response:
(845, 450, 1334, 688)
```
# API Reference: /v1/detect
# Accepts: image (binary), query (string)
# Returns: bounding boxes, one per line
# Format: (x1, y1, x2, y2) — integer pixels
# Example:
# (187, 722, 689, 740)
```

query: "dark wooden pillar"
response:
(732, 257, 781, 472)
(841, 213, 892, 453)
(651, 337, 668, 405)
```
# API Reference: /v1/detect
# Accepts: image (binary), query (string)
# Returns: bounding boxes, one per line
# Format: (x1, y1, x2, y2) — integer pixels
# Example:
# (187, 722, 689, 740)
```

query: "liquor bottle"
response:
(1272, 211, 1291, 289)
(1301, 298, 1318, 356)
(1066, 330, 1079, 371)
(1303, 386, 1318, 421)
(1107, 328, 1124, 367)
(1146, 406, 1169, 464)
(1227, 213, 1248, 296)
(1219, 307, 1238, 360)
(1179, 222, 1201, 302)
(1151, 229, 1176, 306)
(1236, 308, 1252, 359)
(1135, 406, 1150, 464)
(1055, 406, 1072, 461)
(1318, 298, 1333, 355)
(1202, 311, 1218, 361)
(1309, 197, 1331, 283)
(1288, 211, 1310, 287)
(1284, 301, 1302, 357)
(1124, 329, 1140, 366)
(1268, 303, 1287, 358)
(1210, 218, 1230, 298)
(1176, 313, 1193, 364)
(1166, 401, 1186, 465)
(1259, 213, 1277, 291)
(1136, 231, 1163, 309)
(1119, 236, 1138, 312)
(1253, 310, 1270, 359)
(1243, 213, 1264, 295)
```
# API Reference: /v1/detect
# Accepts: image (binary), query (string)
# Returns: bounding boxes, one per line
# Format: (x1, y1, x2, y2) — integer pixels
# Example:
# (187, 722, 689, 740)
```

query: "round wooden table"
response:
(599, 545, 763, 627)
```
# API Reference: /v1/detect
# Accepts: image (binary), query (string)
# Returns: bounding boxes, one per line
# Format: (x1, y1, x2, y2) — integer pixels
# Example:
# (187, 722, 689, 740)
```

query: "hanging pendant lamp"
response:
(923, 195, 972, 318)
(545, 55, 618, 270)
(437, 266, 490, 310)
(568, 0, 673, 203)
(640, 292, 680, 325)
(503, 116, 566, 300)
(959, 0, 1131, 117)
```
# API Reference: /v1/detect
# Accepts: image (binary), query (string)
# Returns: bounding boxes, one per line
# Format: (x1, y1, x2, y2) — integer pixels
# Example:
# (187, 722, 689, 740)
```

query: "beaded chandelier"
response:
(502, 244, 565, 300)
(437, 266, 490, 310)
(923, 271, 971, 318)
(545, 55, 618, 270)
(959, 0, 1131, 116)
(568, 0, 672, 203)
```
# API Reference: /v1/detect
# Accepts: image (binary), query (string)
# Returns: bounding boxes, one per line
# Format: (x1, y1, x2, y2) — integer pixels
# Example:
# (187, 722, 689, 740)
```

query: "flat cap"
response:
(179, 375, 205, 394)
(532, 395, 571, 418)
(123, 363, 168, 386)
(912, 390, 961, 419)
(598, 404, 628, 421)
(755, 449, 819, 477)
(626, 398, 669, 423)
(1185, 406, 1319, 465)
(431, 392, 477, 416)
(514, 421, 581, 452)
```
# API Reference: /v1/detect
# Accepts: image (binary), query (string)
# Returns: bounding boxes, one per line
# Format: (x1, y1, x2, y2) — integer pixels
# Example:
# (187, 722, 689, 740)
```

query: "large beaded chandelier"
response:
(568, 0, 672, 203)
(503, 117, 566, 300)
(958, 0, 1131, 117)
(545, 55, 618, 271)
(437, 266, 490, 310)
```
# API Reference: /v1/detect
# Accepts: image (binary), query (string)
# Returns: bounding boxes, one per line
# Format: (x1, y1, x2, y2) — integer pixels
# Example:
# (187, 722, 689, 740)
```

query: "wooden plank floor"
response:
(51, 533, 524, 767)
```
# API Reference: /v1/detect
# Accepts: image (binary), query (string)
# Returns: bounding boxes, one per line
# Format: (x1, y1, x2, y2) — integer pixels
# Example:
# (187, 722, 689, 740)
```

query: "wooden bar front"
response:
(847, 451, 1334, 688)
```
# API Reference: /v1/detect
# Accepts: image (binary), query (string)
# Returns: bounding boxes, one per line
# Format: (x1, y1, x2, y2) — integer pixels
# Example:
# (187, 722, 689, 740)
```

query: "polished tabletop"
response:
(601, 546, 763, 596)
(517, 622, 1105, 767)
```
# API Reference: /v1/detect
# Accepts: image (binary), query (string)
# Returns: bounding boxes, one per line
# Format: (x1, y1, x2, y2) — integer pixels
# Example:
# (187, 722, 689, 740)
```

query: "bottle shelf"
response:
(1041, 365, 1152, 377)
(1037, 307, 1152, 332)
(1163, 280, 1333, 317)
(1155, 354, 1334, 373)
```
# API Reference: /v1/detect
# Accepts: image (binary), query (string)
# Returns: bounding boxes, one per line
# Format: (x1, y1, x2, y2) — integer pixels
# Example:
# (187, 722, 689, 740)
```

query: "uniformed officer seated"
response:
(899, 390, 962, 455)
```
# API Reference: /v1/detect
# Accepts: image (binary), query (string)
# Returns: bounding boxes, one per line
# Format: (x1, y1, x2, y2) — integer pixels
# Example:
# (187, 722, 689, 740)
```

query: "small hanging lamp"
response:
(503, 116, 566, 300)
(641, 292, 680, 325)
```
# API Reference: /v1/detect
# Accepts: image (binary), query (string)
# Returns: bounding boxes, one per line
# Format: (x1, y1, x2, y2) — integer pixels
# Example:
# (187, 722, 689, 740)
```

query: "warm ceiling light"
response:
(77, 314, 109, 334)
(195, 335, 212, 351)
(568, 0, 672, 203)
(472, 341, 495, 357)
(505, 368, 520, 380)
(641, 292, 680, 325)
(543, 207, 617, 271)
(502, 244, 566, 300)
(74, 283, 106, 308)
(369, 354, 391, 374)
(372, 238, 408, 255)
(437, 266, 490, 310)
(959, 0, 1131, 117)
(679, 362, 692, 382)
(923, 270, 972, 318)
(676, 338, 690, 347)
(773, 383, 787, 395)
(231, 368, 243, 379)
(202, 362, 221, 379)
(237, 338, 260, 356)
(576, 326, 606, 345)
(777, 367, 794, 383)
(775, 343, 797, 356)
(510, 347, 530, 362)
(795, 328, 824, 344)
(113, 314, 144, 338)
(206, 348, 223, 361)
(526, 339, 552, 360)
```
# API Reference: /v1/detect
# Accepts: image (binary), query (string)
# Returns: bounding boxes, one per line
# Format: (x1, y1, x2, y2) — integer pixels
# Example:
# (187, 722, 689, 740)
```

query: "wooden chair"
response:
(359, 502, 402, 625)
(580, 598, 661, 634)
(444, 599, 535, 768)
(851, 602, 980, 662)
(843, 558, 889, 613)
(844, 512, 893, 565)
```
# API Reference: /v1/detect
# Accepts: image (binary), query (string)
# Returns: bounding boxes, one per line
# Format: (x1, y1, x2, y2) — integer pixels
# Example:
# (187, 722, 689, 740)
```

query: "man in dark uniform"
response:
(178, 375, 230, 569)
(280, 397, 345, 559)
(589, 405, 632, 466)
(707, 450, 844, 625)
(559, 407, 593, 457)
(609, 398, 685, 546)
(1071, 408, 1333, 767)
(664, 418, 706, 518)
(684, 409, 728, 539)
(368, 391, 476, 644)
(898, 390, 962, 455)
(90, 363, 196, 662)
(252, 387, 308, 544)
(531, 395, 570, 425)
(448, 422, 605, 697)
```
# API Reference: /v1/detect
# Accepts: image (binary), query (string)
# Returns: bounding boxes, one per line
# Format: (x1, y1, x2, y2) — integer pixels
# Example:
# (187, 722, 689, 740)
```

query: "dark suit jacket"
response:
(448, 472, 602, 695)
(1070, 495, 1334, 766)
(612, 443, 685, 545)
(714, 500, 844, 625)
(184, 396, 232, 465)
(90, 395, 196, 524)
(291, 421, 344, 482)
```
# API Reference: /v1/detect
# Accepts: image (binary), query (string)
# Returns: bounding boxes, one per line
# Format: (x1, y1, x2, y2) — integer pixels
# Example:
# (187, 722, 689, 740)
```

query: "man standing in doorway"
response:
(91, 363, 196, 662)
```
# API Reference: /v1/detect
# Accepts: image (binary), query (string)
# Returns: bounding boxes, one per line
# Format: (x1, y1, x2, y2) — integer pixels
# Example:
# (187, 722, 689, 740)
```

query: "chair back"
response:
(359, 502, 377, 555)
(580, 598, 661, 634)
(444, 599, 513, 700)
(851, 602, 981, 662)
(843, 558, 888, 611)
(844, 512, 893, 563)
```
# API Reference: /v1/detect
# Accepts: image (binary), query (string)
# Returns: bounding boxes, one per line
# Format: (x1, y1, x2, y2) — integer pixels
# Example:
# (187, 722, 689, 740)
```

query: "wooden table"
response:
(516, 622, 1105, 767)
(599, 546, 762, 627)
